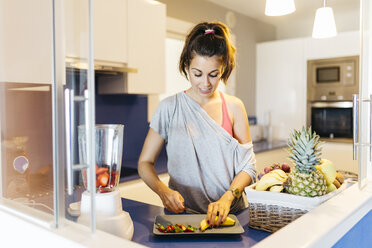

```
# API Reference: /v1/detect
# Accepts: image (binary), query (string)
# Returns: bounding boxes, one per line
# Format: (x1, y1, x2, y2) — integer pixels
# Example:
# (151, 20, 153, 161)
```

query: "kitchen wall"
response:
(157, 0, 276, 116)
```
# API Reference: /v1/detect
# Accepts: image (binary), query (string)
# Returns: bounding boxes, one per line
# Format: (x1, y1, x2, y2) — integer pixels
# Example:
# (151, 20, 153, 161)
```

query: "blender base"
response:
(78, 189, 134, 240)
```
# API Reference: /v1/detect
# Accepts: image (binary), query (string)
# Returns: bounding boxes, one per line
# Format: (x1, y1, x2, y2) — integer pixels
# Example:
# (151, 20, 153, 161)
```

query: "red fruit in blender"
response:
(96, 167, 108, 175)
(109, 171, 117, 187)
(97, 172, 109, 187)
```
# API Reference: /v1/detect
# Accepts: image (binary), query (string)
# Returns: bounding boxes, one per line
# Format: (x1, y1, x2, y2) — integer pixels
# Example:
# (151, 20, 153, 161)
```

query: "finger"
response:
(177, 195, 185, 211)
(206, 204, 214, 225)
(216, 208, 227, 226)
(210, 205, 219, 227)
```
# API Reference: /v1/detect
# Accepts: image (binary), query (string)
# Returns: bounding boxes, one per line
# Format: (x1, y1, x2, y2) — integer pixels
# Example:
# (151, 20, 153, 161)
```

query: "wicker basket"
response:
(245, 181, 349, 233)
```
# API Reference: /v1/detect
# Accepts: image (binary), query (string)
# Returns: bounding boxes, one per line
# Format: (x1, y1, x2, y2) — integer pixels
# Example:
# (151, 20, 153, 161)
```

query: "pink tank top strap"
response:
(219, 91, 233, 136)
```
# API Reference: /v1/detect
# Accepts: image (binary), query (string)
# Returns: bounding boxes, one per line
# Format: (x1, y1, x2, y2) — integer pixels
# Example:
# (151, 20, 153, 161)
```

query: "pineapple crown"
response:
(287, 126, 323, 174)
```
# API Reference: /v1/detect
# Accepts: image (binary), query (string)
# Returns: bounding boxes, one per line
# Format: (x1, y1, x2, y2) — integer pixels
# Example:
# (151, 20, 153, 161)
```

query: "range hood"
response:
(66, 57, 137, 94)
(65, 56, 137, 74)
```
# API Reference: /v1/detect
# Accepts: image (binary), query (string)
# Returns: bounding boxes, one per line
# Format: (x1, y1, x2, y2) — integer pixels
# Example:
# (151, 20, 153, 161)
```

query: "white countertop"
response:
(252, 182, 372, 248)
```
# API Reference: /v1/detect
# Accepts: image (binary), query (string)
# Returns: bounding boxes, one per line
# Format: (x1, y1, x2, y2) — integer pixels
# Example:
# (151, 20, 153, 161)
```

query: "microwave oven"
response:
(307, 55, 359, 101)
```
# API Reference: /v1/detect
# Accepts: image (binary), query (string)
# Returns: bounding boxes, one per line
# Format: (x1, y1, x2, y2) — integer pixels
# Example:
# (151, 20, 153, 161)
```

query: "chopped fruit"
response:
(200, 216, 235, 232)
(185, 225, 197, 232)
(157, 223, 166, 233)
(176, 224, 187, 232)
(97, 172, 109, 187)
(96, 167, 108, 175)
(109, 171, 117, 187)
(167, 225, 175, 233)
(155, 223, 197, 233)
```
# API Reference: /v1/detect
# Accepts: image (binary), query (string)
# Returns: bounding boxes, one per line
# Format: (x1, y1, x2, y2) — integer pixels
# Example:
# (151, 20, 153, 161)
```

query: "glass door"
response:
(0, 0, 97, 232)
(358, 0, 372, 189)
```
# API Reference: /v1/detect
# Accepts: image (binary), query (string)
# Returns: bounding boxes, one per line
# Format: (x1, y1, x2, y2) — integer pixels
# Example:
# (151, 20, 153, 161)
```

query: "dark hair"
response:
(179, 22, 236, 84)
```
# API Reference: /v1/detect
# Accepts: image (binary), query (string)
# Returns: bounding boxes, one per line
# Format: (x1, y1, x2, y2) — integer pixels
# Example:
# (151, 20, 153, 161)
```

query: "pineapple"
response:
(284, 127, 327, 197)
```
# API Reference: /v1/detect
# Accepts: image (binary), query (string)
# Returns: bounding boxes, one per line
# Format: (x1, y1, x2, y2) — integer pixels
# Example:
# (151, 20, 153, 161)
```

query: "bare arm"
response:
(138, 128, 185, 213)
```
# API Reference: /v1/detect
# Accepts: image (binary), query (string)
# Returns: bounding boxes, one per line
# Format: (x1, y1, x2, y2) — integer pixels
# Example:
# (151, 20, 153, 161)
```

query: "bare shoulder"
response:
(222, 93, 251, 143)
(223, 93, 246, 115)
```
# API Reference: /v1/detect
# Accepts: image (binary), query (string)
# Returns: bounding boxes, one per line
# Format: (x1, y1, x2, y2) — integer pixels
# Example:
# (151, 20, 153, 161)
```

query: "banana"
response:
(271, 169, 288, 179)
(255, 174, 284, 191)
(200, 216, 235, 232)
(255, 170, 288, 191)
(269, 185, 284, 192)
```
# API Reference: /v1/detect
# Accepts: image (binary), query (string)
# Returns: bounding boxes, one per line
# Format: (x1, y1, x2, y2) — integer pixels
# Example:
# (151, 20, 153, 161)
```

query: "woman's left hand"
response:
(206, 192, 234, 227)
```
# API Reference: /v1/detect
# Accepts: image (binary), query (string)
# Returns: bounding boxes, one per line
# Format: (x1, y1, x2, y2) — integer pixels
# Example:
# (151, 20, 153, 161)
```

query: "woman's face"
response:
(187, 54, 223, 98)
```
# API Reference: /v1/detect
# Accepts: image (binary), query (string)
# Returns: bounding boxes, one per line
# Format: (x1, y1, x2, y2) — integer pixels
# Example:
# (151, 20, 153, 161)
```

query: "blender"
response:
(77, 124, 133, 239)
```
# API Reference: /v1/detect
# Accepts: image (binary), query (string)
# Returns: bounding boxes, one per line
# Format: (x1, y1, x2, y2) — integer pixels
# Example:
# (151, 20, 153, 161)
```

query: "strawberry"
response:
(97, 172, 109, 187)
(96, 167, 108, 175)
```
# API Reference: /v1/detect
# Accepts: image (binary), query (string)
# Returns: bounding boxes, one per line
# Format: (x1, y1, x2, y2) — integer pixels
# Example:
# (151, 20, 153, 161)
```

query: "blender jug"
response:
(78, 124, 123, 193)
(77, 124, 133, 240)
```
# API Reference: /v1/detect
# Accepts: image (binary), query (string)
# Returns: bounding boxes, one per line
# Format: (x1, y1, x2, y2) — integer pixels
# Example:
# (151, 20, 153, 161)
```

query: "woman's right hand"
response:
(159, 187, 185, 213)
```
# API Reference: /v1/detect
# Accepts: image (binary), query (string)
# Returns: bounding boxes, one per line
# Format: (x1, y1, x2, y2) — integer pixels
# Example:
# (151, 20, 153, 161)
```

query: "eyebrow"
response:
(191, 68, 220, 73)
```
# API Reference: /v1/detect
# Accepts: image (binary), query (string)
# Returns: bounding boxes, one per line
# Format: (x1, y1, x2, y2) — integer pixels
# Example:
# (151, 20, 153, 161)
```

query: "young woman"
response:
(138, 22, 256, 227)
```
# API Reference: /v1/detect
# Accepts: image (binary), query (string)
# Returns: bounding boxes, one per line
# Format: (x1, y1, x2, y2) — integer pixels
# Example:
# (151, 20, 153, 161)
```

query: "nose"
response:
(201, 75, 211, 87)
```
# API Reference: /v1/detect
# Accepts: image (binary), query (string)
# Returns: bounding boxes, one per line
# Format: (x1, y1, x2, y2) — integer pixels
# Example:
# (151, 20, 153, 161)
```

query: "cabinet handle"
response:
(353, 94, 358, 160)
(64, 88, 75, 195)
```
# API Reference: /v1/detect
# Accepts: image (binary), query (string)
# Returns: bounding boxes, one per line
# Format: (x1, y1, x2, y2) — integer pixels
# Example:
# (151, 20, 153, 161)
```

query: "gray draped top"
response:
(150, 92, 256, 213)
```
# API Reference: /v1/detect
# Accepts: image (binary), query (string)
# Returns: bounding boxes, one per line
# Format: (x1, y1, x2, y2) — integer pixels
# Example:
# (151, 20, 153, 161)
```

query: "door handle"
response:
(64, 88, 75, 195)
(353, 94, 358, 160)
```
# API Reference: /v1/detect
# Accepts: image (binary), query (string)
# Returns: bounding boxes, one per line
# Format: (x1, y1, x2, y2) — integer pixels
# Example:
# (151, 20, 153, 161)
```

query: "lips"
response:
(199, 88, 212, 94)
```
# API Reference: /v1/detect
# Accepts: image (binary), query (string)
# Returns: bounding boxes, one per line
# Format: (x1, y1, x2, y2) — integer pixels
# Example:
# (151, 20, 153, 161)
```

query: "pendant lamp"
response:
(312, 0, 337, 38)
(265, 0, 296, 16)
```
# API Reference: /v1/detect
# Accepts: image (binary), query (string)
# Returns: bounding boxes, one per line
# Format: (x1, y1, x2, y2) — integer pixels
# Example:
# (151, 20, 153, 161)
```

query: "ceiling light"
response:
(312, 0, 337, 38)
(265, 0, 296, 16)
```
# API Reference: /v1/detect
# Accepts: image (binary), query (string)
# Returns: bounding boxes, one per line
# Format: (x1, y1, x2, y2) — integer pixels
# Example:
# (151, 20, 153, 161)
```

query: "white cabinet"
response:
(127, 0, 166, 94)
(94, 0, 128, 63)
(0, 0, 53, 84)
(256, 31, 360, 140)
(80, 0, 167, 95)
(256, 38, 306, 140)
(65, 0, 128, 63)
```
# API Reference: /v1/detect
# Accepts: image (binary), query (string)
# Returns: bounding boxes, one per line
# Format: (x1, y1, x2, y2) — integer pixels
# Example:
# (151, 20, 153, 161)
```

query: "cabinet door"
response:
(256, 39, 306, 140)
(127, 0, 166, 94)
(0, 0, 52, 84)
(94, 0, 127, 63)
(65, 0, 128, 63)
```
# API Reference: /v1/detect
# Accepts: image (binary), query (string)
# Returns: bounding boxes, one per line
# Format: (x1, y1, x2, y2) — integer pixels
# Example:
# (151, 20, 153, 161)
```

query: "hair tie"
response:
(205, 29, 215, 35)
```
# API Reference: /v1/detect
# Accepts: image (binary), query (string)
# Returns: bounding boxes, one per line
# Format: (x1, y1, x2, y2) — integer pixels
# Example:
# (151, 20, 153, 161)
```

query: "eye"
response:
(194, 74, 202, 77)
(209, 73, 219, 78)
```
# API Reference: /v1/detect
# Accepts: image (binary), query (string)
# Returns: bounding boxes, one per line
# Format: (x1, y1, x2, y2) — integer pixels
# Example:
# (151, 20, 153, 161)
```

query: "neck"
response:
(185, 89, 219, 106)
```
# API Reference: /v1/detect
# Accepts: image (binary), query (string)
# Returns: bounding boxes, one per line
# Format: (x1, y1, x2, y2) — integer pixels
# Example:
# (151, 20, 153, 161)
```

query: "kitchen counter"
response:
(120, 139, 287, 183)
(121, 198, 271, 247)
